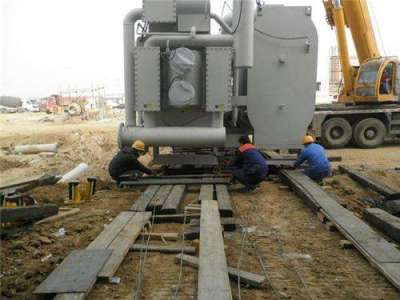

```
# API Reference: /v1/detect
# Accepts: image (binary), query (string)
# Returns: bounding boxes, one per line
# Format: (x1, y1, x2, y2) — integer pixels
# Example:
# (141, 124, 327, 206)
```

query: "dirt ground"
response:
(1, 112, 400, 299)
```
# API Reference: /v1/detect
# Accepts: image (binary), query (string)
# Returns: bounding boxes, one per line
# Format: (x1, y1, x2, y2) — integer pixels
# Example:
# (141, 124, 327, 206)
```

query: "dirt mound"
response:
(0, 157, 27, 170)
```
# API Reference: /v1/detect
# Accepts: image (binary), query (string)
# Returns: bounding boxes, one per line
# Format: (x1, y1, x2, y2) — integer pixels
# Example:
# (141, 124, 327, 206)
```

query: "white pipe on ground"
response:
(14, 144, 58, 154)
(58, 163, 89, 183)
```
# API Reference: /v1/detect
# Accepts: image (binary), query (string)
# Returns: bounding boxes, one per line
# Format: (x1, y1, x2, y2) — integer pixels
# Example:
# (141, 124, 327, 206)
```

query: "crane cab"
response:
(354, 58, 400, 103)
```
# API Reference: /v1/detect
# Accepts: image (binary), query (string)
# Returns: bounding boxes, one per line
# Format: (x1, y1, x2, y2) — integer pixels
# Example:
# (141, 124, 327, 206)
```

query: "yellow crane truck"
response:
(311, 0, 400, 149)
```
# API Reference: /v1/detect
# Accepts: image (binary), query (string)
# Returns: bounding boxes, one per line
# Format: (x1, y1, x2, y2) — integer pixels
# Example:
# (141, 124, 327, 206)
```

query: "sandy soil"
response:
(0, 112, 399, 299)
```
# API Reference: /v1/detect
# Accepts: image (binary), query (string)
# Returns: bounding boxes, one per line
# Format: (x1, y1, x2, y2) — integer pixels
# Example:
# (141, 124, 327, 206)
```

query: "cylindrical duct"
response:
(233, 0, 255, 68)
(144, 35, 233, 48)
(123, 8, 143, 126)
(119, 125, 226, 147)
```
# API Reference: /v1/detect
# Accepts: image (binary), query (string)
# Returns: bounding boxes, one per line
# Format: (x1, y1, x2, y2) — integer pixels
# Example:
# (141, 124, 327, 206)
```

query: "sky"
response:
(1, 0, 399, 101)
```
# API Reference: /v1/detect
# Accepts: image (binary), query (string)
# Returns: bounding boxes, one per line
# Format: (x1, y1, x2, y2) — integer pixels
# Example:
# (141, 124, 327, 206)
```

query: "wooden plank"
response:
(198, 200, 232, 300)
(130, 185, 160, 212)
(161, 185, 186, 214)
(34, 250, 111, 294)
(281, 170, 400, 291)
(184, 226, 200, 240)
(263, 150, 282, 159)
(54, 293, 85, 300)
(87, 212, 135, 249)
(364, 208, 400, 243)
(0, 174, 44, 190)
(190, 217, 238, 232)
(339, 165, 400, 199)
(98, 212, 151, 279)
(176, 254, 266, 288)
(215, 185, 233, 217)
(139, 232, 179, 241)
(36, 208, 80, 224)
(121, 177, 230, 187)
(147, 185, 173, 212)
(130, 244, 196, 254)
(139, 174, 228, 179)
(0, 204, 58, 223)
(199, 184, 214, 202)
(152, 213, 200, 224)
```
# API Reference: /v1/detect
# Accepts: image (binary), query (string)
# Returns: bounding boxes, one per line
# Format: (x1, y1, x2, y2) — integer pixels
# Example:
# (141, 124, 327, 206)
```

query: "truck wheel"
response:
(353, 118, 386, 149)
(321, 118, 352, 149)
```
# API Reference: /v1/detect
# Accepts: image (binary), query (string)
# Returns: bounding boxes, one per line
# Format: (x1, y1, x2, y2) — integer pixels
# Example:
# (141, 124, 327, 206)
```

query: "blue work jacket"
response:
(294, 143, 331, 173)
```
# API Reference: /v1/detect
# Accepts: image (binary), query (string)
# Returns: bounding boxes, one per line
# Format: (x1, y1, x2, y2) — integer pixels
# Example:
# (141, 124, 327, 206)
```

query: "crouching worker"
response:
(294, 135, 331, 183)
(231, 136, 269, 192)
(109, 140, 155, 183)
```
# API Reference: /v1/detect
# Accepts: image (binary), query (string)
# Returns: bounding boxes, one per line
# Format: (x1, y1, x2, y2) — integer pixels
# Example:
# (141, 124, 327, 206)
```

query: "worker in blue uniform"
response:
(294, 135, 331, 183)
(231, 136, 269, 192)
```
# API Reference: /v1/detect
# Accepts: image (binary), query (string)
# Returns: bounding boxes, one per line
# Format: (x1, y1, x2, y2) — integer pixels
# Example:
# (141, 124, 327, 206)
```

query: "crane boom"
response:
(323, 0, 398, 104)
(341, 0, 380, 64)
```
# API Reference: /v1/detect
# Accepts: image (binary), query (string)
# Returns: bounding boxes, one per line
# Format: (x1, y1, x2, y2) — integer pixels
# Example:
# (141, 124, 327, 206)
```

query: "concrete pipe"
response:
(118, 124, 226, 148)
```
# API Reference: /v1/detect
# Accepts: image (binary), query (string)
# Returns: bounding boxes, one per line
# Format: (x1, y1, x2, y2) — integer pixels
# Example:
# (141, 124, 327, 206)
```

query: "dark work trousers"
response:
(232, 168, 266, 189)
(112, 170, 143, 184)
(304, 168, 330, 183)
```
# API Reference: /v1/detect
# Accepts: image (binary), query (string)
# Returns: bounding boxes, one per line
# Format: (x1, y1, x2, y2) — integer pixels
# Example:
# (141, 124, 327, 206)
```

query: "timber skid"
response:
(33, 164, 400, 299)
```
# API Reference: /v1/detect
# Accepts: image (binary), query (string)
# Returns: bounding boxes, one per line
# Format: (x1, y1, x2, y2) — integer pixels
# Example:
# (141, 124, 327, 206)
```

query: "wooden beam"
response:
(98, 212, 152, 279)
(87, 212, 135, 249)
(130, 244, 196, 254)
(0, 204, 58, 223)
(176, 254, 265, 288)
(198, 200, 232, 300)
(190, 217, 238, 232)
(152, 213, 200, 224)
(364, 208, 400, 243)
(147, 185, 173, 213)
(34, 250, 111, 295)
(199, 184, 214, 202)
(36, 208, 80, 225)
(129, 185, 160, 212)
(215, 185, 233, 217)
(280, 170, 400, 291)
(121, 177, 230, 187)
(339, 165, 400, 199)
(183, 226, 200, 240)
(161, 185, 186, 214)
(139, 232, 179, 241)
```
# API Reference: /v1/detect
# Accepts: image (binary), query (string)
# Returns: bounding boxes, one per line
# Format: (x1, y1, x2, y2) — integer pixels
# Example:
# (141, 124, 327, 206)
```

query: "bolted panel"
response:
(134, 47, 161, 111)
(143, 0, 176, 23)
(205, 47, 233, 112)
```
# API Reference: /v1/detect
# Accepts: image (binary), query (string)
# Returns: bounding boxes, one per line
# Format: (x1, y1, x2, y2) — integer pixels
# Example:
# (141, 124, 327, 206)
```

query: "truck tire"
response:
(321, 118, 352, 149)
(353, 118, 386, 149)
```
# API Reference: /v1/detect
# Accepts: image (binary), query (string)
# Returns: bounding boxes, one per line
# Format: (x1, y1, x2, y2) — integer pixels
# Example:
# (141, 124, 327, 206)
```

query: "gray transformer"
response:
(119, 0, 318, 165)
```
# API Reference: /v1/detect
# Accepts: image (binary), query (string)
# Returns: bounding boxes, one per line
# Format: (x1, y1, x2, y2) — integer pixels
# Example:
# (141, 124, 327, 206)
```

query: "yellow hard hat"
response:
(303, 135, 315, 145)
(132, 140, 145, 152)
